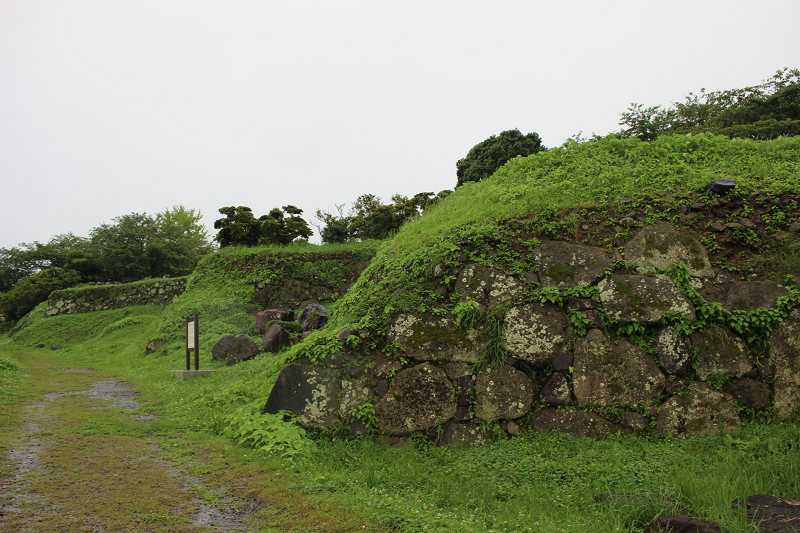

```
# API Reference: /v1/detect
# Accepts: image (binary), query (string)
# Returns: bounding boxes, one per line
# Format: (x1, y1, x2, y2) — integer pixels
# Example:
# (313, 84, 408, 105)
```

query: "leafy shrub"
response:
(0, 354, 20, 371)
(0, 267, 81, 321)
(224, 401, 314, 459)
(100, 316, 150, 335)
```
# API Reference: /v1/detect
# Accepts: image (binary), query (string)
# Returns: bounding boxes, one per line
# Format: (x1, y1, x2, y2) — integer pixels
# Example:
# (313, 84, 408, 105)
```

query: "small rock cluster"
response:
(211, 301, 329, 366)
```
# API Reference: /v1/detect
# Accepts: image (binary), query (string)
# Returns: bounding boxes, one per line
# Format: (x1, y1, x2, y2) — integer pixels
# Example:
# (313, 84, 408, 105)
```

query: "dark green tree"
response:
(314, 204, 353, 244)
(91, 207, 213, 282)
(0, 267, 81, 321)
(456, 129, 545, 187)
(213, 206, 263, 247)
(260, 205, 313, 245)
(618, 68, 800, 141)
(0, 234, 91, 291)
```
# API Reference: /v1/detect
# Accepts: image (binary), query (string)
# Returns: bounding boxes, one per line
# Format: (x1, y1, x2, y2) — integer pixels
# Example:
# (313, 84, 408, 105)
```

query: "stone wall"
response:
(263, 220, 800, 444)
(45, 277, 187, 317)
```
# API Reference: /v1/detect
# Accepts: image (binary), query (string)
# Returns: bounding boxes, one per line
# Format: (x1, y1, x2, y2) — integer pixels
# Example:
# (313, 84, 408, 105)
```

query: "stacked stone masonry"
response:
(263, 221, 800, 444)
(45, 278, 187, 317)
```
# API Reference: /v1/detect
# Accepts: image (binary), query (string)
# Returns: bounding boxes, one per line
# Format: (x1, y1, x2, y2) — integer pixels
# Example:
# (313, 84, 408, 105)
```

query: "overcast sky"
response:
(1, 0, 799, 249)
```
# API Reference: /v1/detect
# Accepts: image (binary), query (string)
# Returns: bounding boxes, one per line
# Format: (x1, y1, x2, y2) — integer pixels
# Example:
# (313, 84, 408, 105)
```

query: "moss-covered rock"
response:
(770, 318, 800, 420)
(655, 326, 692, 377)
(374, 363, 456, 435)
(599, 275, 696, 324)
(474, 365, 534, 421)
(654, 382, 741, 438)
(533, 241, 613, 288)
(625, 222, 714, 278)
(690, 327, 753, 382)
(455, 264, 524, 310)
(504, 303, 574, 366)
(387, 314, 488, 363)
(572, 328, 665, 408)
(699, 281, 789, 312)
(262, 363, 340, 430)
(529, 408, 621, 439)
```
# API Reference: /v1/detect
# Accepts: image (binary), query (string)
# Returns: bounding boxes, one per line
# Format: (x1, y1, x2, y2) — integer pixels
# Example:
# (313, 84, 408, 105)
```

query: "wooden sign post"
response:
(186, 314, 199, 371)
(171, 314, 215, 379)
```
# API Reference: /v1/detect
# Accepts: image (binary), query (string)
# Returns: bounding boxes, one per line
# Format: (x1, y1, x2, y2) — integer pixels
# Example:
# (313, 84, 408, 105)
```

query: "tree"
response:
(260, 205, 313, 245)
(213, 206, 263, 247)
(456, 129, 545, 187)
(90, 207, 213, 282)
(0, 267, 81, 321)
(0, 234, 91, 291)
(618, 68, 800, 141)
(314, 204, 353, 244)
(214, 205, 313, 247)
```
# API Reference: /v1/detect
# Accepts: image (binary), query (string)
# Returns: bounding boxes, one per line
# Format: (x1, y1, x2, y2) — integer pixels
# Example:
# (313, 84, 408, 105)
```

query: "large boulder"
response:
(387, 314, 488, 363)
(770, 318, 800, 420)
(728, 378, 770, 411)
(339, 377, 372, 419)
(655, 326, 692, 377)
(254, 308, 294, 335)
(532, 241, 613, 288)
(374, 363, 456, 435)
(455, 264, 524, 310)
(262, 363, 340, 430)
(690, 327, 753, 382)
(732, 494, 800, 533)
(654, 382, 741, 438)
(529, 408, 621, 439)
(262, 323, 291, 354)
(625, 222, 714, 278)
(598, 275, 696, 324)
(300, 303, 328, 331)
(211, 335, 236, 360)
(474, 365, 534, 421)
(225, 335, 260, 366)
(572, 329, 665, 408)
(504, 303, 574, 366)
(699, 281, 789, 312)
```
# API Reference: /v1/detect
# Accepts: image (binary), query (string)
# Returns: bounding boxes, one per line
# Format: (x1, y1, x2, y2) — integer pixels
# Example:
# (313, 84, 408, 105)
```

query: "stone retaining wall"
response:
(262, 221, 800, 444)
(45, 277, 187, 317)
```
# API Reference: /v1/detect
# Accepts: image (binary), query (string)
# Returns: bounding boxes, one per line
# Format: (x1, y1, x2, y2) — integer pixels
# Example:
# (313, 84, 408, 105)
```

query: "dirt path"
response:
(0, 356, 389, 533)
(0, 366, 259, 532)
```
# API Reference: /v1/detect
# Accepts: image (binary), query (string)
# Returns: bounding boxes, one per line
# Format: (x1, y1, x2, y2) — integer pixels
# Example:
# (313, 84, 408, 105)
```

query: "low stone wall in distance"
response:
(45, 277, 187, 317)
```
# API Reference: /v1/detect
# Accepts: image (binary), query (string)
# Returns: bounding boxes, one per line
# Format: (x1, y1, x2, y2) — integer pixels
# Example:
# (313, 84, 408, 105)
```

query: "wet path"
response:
(0, 366, 260, 532)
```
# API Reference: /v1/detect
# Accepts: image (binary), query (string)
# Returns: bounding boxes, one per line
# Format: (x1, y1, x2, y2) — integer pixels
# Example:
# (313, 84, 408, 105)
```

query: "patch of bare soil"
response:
(0, 369, 262, 532)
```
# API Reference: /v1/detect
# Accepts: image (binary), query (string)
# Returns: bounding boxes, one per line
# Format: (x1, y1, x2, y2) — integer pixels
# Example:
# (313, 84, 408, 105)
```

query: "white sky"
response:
(1, 0, 799, 248)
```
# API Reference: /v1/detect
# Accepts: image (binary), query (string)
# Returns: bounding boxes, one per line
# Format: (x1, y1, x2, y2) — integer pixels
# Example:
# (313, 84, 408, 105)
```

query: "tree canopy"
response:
(314, 191, 451, 243)
(456, 129, 545, 187)
(617, 68, 800, 141)
(213, 205, 313, 247)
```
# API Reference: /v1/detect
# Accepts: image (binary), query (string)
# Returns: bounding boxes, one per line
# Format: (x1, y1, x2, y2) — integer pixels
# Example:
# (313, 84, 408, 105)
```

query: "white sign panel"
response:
(187, 321, 195, 349)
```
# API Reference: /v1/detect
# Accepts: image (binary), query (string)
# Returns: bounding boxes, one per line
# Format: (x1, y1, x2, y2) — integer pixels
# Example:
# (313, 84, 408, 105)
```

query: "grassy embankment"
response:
(2, 134, 800, 532)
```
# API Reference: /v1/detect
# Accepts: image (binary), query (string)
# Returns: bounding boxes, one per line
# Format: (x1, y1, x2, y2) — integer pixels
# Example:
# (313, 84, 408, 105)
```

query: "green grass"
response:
(396, 133, 800, 253)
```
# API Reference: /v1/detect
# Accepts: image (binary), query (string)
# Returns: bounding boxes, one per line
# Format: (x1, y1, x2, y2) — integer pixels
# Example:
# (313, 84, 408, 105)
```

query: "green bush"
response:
(0, 354, 20, 371)
(0, 267, 80, 321)
(224, 401, 314, 459)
